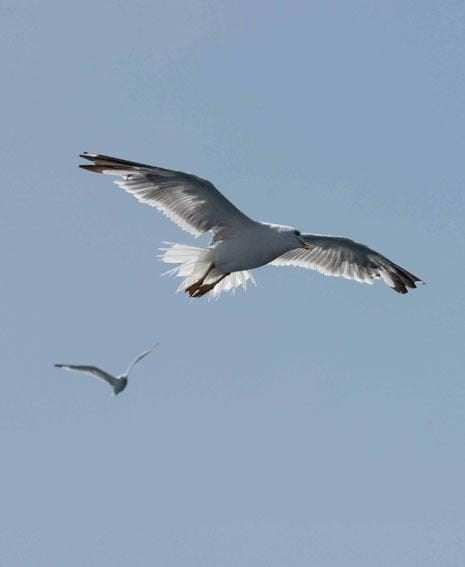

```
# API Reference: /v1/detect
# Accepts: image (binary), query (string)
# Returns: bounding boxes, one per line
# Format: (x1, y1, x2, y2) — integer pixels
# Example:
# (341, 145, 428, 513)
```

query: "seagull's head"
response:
(291, 228, 311, 250)
(113, 376, 128, 395)
(268, 224, 311, 250)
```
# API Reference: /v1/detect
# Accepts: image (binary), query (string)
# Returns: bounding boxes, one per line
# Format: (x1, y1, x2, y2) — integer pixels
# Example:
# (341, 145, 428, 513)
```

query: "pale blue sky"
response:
(1, 1, 465, 565)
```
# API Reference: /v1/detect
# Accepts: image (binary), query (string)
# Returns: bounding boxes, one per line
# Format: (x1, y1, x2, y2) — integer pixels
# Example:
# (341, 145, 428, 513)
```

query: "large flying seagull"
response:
(80, 153, 423, 298)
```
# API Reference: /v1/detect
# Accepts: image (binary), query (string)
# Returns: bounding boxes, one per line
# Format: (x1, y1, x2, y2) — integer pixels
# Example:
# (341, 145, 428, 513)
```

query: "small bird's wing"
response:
(79, 153, 256, 242)
(54, 364, 118, 387)
(124, 344, 159, 377)
(271, 234, 423, 294)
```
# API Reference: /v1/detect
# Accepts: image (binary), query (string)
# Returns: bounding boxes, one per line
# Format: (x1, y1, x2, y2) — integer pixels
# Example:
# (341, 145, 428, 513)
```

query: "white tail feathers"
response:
(159, 243, 256, 298)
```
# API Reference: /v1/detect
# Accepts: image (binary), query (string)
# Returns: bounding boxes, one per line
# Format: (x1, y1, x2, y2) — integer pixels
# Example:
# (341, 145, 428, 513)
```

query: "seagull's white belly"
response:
(213, 226, 294, 272)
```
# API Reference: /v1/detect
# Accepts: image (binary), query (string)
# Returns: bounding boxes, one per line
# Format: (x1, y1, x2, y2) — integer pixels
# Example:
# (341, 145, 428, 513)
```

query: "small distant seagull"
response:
(79, 152, 423, 298)
(54, 345, 158, 395)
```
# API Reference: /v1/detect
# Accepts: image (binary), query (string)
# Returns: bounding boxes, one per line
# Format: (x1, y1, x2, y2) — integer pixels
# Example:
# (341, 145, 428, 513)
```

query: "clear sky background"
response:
(1, 1, 464, 565)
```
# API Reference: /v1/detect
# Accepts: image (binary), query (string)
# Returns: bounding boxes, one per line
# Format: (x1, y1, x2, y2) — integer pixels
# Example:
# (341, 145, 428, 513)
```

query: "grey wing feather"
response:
(79, 153, 255, 242)
(124, 344, 158, 376)
(54, 364, 118, 386)
(271, 234, 423, 294)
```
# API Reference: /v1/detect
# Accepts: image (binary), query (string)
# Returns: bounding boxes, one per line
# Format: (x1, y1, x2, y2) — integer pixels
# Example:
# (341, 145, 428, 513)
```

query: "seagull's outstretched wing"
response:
(124, 344, 159, 377)
(54, 364, 118, 387)
(272, 234, 423, 294)
(79, 153, 256, 242)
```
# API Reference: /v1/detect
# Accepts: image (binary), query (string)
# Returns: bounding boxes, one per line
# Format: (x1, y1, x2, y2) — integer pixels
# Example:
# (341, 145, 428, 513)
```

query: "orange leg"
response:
(185, 264, 215, 297)
(191, 272, 230, 298)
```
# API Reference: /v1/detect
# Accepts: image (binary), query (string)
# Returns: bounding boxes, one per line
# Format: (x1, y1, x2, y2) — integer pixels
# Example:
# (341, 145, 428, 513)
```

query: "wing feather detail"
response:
(124, 344, 158, 376)
(79, 153, 255, 241)
(54, 364, 118, 386)
(272, 234, 423, 294)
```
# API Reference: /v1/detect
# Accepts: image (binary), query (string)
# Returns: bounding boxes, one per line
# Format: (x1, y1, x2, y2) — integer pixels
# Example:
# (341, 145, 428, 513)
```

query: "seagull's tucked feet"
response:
(159, 243, 256, 298)
(189, 273, 230, 298)
(185, 263, 214, 297)
(185, 280, 204, 297)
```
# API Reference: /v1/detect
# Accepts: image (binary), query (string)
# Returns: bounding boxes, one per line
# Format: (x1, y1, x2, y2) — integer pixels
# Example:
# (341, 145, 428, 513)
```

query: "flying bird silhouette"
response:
(55, 345, 158, 395)
(80, 152, 423, 298)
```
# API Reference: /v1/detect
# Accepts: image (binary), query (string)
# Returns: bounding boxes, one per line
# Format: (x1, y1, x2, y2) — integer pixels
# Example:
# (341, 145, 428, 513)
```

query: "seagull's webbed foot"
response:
(185, 263, 215, 297)
(190, 273, 230, 298)
(185, 280, 202, 297)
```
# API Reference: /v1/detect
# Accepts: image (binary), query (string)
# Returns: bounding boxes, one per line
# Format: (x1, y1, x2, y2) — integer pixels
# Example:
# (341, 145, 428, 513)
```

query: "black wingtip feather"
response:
(388, 262, 424, 294)
(79, 164, 105, 173)
(79, 152, 155, 170)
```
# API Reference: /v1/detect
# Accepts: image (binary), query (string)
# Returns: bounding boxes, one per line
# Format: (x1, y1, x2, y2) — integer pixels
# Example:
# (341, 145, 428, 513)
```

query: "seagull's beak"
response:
(299, 237, 311, 250)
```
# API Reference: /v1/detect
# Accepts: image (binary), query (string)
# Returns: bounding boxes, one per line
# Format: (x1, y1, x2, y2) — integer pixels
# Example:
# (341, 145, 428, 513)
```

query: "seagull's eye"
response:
(294, 230, 301, 237)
